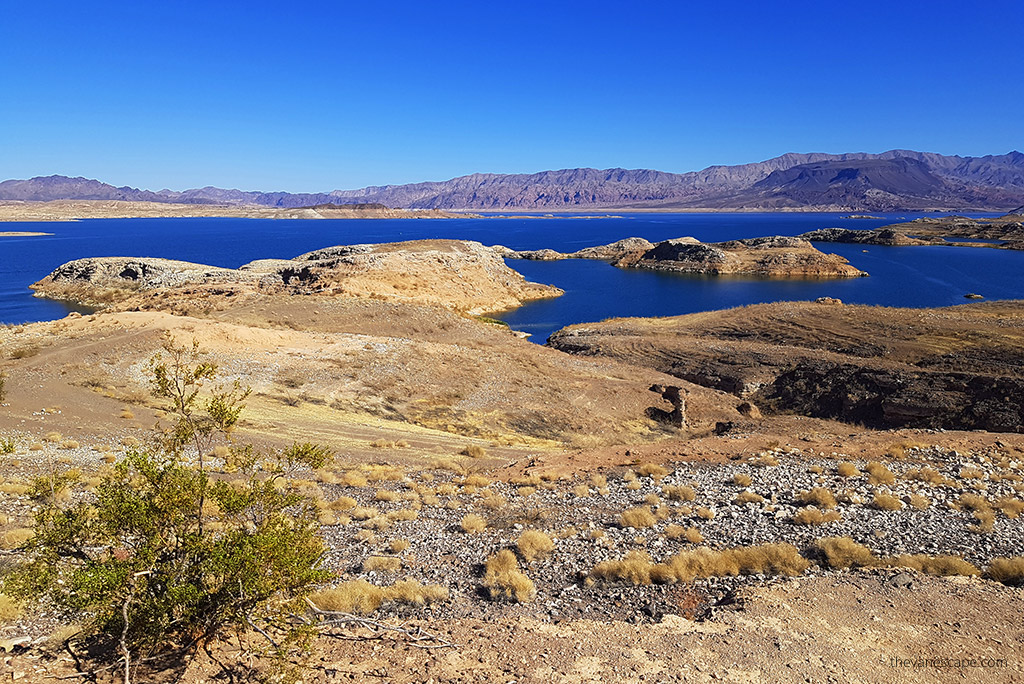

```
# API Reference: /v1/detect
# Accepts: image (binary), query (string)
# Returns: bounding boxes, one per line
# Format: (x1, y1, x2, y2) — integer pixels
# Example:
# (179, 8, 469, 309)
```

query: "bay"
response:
(1, 213, 1021, 343)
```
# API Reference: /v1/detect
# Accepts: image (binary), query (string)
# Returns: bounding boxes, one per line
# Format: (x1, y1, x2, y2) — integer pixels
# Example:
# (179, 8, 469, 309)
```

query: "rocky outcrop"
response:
(548, 300, 1024, 433)
(799, 227, 931, 246)
(762, 360, 1024, 432)
(31, 240, 562, 315)
(616, 236, 867, 278)
(493, 237, 654, 262)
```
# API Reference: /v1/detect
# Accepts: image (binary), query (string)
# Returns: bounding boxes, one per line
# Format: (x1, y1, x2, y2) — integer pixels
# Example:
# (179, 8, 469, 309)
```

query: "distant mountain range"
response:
(3, 150, 1023, 212)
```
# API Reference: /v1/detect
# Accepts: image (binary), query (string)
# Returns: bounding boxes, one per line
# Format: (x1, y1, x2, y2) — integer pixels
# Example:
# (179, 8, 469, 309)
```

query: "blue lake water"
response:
(1, 213, 1021, 343)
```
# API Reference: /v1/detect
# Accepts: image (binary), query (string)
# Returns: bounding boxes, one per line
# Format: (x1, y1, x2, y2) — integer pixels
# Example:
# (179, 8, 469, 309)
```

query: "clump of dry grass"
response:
(662, 485, 696, 502)
(792, 507, 842, 525)
(119, 408, 135, 420)
(517, 530, 554, 562)
(311, 579, 448, 615)
(619, 507, 656, 529)
(665, 525, 703, 543)
(388, 539, 410, 554)
(374, 489, 401, 502)
(866, 461, 895, 485)
(479, 492, 506, 510)
(349, 506, 379, 521)
(996, 498, 1024, 519)
(892, 555, 980, 577)
(517, 486, 537, 496)
(987, 557, 1024, 585)
(695, 506, 715, 520)
(795, 487, 837, 509)
(816, 537, 877, 569)
(959, 467, 984, 480)
(732, 491, 764, 505)
(752, 454, 779, 467)
(342, 471, 369, 488)
(462, 474, 491, 488)
(573, 483, 591, 498)
(362, 556, 401, 573)
(731, 473, 752, 487)
(836, 462, 859, 478)
(903, 467, 955, 487)
(591, 543, 809, 586)
(462, 445, 487, 459)
(0, 594, 21, 623)
(634, 463, 669, 480)
(969, 508, 996, 534)
(328, 496, 357, 511)
(482, 550, 535, 602)
(0, 528, 33, 550)
(43, 431, 62, 443)
(870, 493, 903, 511)
(460, 514, 487, 533)
(908, 494, 931, 510)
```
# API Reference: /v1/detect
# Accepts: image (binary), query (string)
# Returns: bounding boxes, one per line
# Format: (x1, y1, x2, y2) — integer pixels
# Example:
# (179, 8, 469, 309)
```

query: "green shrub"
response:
(3, 337, 331, 678)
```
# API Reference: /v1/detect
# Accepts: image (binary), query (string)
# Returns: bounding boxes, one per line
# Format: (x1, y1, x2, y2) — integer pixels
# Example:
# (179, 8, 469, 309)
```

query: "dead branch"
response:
(304, 598, 456, 649)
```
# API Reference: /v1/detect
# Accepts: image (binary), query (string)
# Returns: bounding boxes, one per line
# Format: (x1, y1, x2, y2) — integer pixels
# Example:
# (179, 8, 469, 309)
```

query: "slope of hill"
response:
(3, 150, 1023, 211)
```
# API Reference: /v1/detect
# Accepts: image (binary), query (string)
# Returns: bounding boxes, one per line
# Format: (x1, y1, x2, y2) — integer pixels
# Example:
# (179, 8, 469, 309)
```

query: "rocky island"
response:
(497, 235, 867, 278)
(801, 212, 1024, 250)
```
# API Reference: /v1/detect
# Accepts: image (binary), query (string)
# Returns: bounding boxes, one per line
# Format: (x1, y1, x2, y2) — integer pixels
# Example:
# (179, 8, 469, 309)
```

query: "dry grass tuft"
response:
(482, 550, 535, 602)
(311, 579, 448, 615)
(462, 445, 487, 459)
(731, 473, 752, 487)
(517, 530, 554, 562)
(795, 487, 837, 509)
(460, 514, 487, 534)
(732, 491, 764, 505)
(792, 507, 842, 525)
(996, 498, 1024, 519)
(0, 594, 21, 623)
(662, 485, 696, 502)
(619, 507, 656, 529)
(634, 463, 669, 480)
(908, 494, 931, 510)
(342, 471, 369, 488)
(866, 461, 895, 485)
(388, 539, 410, 554)
(987, 557, 1024, 585)
(695, 506, 715, 520)
(665, 525, 703, 543)
(870, 493, 903, 511)
(362, 556, 401, 573)
(836, 462, 859, 478)
(892, 554, 980, 577)
(904, 467, 955, 487)
(0, 528, 34, 550)
(590, 550, 657, 585)
(816, 537, 877, 569)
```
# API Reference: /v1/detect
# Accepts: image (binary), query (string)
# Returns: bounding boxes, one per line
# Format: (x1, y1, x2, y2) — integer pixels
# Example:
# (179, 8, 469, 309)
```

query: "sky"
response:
(1, 0, 1022, 193)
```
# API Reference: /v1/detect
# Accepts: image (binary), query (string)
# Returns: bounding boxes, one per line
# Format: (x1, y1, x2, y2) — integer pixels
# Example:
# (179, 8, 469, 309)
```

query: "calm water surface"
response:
(1, 213, 1021, 342)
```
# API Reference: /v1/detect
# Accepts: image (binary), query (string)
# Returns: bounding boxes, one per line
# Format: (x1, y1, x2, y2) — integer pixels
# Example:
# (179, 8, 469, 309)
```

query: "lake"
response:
(2, 213, 1021, 342)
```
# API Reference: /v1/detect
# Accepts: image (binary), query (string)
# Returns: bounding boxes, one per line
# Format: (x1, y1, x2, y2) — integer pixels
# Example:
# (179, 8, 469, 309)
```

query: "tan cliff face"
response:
(30, 239, 562, 316)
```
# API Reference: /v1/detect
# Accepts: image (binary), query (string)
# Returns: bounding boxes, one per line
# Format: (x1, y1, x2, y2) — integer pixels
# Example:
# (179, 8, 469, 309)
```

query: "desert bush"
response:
(462, 445, 487, 458)
(482, 550, 535, 602)
(665, 525, 703, 543)
(870, 493, 903, 511)
(342, 471, 369, 487)
(956, 493, 991, 513)
(866, 461, 895, 485)
(0, 438, 14, 455)
(731, 473, 752, 486)
(460, 513, 487, 533)
(815, 537, 877, 569)
(2, 337, 330, 678)
(517, 530, 554, 562)
(733, 491, 764, 505)
(594, 543, 809, 586)
(795, 487, 837, 509)
(662, 485, 696, 502)
(619, 506, 656, 529)
(695, 506, 715, 520)
(836, 462, 859, 478)
(10, 345, 39, 359)
(792, 507, 841, 525)
(986, 557, 1024, 585)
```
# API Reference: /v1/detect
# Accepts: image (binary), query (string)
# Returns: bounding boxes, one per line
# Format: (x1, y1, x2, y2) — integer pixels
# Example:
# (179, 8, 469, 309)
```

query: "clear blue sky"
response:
(1, 0, 1021, 193)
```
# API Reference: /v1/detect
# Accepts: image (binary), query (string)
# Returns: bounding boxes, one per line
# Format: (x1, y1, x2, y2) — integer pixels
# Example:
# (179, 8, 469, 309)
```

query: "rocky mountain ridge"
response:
(3, 149, 1023, 211)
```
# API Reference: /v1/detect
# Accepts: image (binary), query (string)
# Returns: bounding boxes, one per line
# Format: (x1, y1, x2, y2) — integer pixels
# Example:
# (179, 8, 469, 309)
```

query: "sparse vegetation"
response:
(836, 462, 859, 478)
(816, 537, 877, 570)
(871, 493, 903, 510)
(987, 557, 1024, 585)
(866, 461, 895, 485)
(310, 579, 448, 615)
(662, 485, 696, 502)
(362, 556, 402, 573)
(792, 507, 841, 525)
(795, 487, 837, 509)
(731, 473, 752, 486)
(733, 491, 764, 505)
(665, 525, 703, 543)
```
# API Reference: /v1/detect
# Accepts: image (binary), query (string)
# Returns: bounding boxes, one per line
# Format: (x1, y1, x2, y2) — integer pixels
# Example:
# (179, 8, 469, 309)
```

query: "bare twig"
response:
(304, 598, 456, 649)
